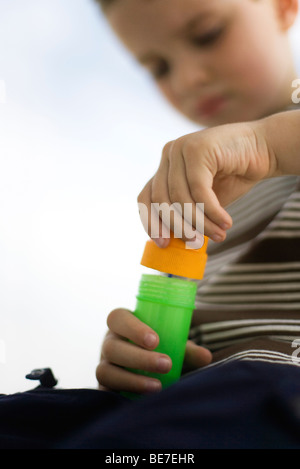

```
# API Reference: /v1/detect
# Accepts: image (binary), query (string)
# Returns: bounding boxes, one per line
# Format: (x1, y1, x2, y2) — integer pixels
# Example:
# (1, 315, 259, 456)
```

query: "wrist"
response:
(247, 118, 279, 179)
(261, 110, 300, 177)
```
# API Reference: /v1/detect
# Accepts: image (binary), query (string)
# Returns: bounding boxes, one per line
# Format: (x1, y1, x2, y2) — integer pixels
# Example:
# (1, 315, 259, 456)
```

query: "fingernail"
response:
(153, 238, 169, 248)
(157, 357, 171, 373)
(145, 379, 161, 393)
(144, 333, 157, 348)
(212, 233, 223, 242)
(220, 223, 231, 230)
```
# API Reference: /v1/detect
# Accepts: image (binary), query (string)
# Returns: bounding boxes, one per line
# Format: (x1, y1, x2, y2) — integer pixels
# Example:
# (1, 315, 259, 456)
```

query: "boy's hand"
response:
(96, 308, 212, 394)
(138, 120, 278, 245)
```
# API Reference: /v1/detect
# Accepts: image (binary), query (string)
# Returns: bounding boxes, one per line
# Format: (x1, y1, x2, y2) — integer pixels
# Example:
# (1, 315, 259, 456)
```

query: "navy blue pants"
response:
(0, 360, 300, 449)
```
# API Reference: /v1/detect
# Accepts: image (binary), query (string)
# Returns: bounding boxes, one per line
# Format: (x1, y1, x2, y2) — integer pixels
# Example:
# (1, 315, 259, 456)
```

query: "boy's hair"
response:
(96, 0, 116, 10)
(97, 0, 261, 13)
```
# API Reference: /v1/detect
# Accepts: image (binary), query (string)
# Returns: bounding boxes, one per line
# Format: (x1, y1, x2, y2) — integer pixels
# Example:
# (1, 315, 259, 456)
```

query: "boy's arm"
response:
(263, 110, 300, 177)
(138, 110, 300, 245)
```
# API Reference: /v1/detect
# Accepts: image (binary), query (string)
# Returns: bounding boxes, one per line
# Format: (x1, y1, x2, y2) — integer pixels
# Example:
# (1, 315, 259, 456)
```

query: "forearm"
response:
(262, 110, 300, 177)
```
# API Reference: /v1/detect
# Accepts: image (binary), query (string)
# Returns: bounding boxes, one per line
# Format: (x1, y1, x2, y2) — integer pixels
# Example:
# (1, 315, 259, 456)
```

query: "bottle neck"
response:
(137, 274, 197, 309)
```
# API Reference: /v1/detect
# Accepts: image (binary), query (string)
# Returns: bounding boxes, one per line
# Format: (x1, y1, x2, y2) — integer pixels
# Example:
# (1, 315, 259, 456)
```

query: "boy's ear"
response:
(275, 0, 299, 31)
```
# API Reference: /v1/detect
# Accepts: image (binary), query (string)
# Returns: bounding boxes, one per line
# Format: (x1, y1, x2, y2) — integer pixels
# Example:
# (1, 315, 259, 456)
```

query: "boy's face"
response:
(107, 0, 297, 127)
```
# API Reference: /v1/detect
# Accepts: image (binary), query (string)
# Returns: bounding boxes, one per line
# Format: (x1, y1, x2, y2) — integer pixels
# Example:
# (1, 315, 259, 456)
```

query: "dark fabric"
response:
(0, 387, 128, 449)
(1, 360, 300, 449)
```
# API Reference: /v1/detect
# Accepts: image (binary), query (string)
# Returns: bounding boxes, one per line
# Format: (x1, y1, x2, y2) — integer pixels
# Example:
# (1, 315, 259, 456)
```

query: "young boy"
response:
(95, 0, 300, 396)
(1, 0, 300, 451)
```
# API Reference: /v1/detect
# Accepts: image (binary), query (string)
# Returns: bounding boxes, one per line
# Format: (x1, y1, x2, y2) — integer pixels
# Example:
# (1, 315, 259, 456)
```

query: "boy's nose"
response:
(171, 55, 210, 96)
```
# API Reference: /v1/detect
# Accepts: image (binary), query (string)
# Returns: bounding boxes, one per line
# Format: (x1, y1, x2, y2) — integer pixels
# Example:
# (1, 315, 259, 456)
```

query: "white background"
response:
(0, 0, 299, 394)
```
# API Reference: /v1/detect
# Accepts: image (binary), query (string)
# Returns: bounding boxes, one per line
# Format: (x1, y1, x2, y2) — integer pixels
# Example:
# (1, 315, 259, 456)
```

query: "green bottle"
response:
(123, 235, 208, 399)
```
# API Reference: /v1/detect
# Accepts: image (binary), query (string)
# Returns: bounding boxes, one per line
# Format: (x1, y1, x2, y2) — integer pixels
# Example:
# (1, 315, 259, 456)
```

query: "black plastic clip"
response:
(26, 368, 58, 388)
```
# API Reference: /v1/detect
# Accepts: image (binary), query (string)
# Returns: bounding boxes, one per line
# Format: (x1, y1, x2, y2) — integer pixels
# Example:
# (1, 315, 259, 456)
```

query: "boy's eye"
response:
(193, 26, 224, 47)
(149, 61, 170, 80)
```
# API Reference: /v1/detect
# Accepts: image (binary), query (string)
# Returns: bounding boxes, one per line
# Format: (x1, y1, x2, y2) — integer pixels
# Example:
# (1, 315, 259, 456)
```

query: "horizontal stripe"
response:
(194, 337, 300, 352)
(197, 318, 300, 332)
(202, 350, 300, 370)
(201, 325, 300, 342)
(276, 209, 300, 218)
(208, 272, 300, 284)
(287, 192, 300, 201)
(198, 292, 300, 302)
(268, 220, 300, 228)
(218, 262, 300, 272)
(194, 301, 300, 310)
(283, 202, 300, 210)
(257, 230, 300, 238)
(200, 282, 300, 293)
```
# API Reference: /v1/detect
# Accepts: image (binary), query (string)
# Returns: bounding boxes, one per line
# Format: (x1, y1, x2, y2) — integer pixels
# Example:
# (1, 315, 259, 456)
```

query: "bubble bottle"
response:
(124, 234, 208, 399)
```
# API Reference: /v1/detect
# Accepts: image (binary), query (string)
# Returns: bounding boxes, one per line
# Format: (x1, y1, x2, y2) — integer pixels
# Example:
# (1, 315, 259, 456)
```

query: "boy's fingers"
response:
(184, 163, 232, 233)
(151, 156, 203, 244)
(184, 340, 212, 371)
(138, 178, 170, 248)
(138, 145, 232, 244)
(167, 153, 230, 242)
(102, 333, 172, 374)
(96, 360, 162, 394)
(107, 308, 159, 349)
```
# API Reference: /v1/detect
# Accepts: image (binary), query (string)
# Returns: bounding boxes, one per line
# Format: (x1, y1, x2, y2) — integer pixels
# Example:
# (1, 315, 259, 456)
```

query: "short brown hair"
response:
(96, 0, 117, 10)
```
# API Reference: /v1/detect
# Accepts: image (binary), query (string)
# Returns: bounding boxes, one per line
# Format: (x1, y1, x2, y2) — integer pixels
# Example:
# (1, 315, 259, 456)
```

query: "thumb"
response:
(184, 340, 212, 371)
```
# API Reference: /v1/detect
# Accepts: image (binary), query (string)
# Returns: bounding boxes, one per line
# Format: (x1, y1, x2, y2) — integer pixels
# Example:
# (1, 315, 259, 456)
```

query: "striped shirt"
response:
(189, 108, 300, 369)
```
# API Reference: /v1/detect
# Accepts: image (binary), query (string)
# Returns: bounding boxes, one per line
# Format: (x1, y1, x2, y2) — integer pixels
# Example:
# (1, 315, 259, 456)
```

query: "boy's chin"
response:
(194, 108, 277, 128)
(193, 115, 238, 128)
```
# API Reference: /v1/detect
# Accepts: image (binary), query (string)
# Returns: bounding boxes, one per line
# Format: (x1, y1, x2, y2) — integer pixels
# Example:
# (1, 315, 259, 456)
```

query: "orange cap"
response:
(141, 235, 209, 280)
